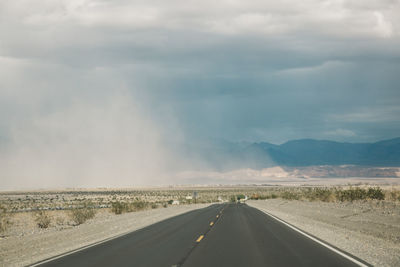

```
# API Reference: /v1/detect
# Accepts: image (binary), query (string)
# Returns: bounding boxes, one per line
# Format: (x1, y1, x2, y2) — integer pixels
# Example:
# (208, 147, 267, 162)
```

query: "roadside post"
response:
(193, 191, 198, 204)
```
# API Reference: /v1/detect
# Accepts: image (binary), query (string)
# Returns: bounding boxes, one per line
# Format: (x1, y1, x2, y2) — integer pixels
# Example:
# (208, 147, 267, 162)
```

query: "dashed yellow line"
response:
(196, 235, 204, 242)
(210, 221, 214, 226)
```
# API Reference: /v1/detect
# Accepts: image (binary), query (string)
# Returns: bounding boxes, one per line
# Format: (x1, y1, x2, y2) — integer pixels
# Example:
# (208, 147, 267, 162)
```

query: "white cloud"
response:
(1, 0, 399, 43)
(207, 12, 287, 35)
(373, 11, 393, 38)
(329, 106, 400, 123)
(274, 60, 351, 76)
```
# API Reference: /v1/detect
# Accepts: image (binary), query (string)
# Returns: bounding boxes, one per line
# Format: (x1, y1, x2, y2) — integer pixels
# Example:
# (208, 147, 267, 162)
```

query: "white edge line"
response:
(29, 228, 138, 266)
(257, 208, 369, 267)
(30, 204, 213, 266)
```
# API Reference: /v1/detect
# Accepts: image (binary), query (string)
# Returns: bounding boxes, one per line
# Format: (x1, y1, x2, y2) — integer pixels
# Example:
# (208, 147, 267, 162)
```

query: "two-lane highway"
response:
(183, 204, 365, 267)
(35, 203, 368, 267)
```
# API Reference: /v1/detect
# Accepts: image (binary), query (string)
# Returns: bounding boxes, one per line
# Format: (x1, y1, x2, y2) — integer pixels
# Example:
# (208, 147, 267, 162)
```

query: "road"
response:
(36, 203, 368, 267)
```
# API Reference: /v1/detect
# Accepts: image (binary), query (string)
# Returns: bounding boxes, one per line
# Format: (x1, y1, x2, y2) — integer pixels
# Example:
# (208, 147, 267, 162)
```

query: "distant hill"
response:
(263, 138, 400, 166)
(186, 137, 400, 170)
(242, 137, 400, 167)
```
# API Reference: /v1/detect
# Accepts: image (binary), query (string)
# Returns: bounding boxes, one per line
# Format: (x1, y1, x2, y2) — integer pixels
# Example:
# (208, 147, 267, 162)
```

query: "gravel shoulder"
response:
(247, 199, 400, 266)
(0, 204, 210, 266)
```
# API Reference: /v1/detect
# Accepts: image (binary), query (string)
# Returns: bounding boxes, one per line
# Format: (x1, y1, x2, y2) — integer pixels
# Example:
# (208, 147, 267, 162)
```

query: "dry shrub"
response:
(111, 201, 127, 214)
(249, 186, 389, 203)
(69, 204, 97, 225)
(250, 193, 260, 200)
(0, 205, 12, 234)
(270, 194, 278, 199)
(111, 201, 149, 215)
(56, 216, 65, 226)
(336, 187, 368, 201)
(34, 210, 52, 228)
(304, 188, 336, 202)
(281, 191, 300, 200)
(131, 201, 147, 211)
(366, 187, 385, 200)
(386, 189, 400, 201)
(295, 187, 385, 202)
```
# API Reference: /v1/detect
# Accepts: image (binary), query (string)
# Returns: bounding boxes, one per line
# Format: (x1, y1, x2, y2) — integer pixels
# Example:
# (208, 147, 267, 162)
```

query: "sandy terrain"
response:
(248, 199, 400, 266)
(178, 169, 400, 186)
(0, 204, 210, 266)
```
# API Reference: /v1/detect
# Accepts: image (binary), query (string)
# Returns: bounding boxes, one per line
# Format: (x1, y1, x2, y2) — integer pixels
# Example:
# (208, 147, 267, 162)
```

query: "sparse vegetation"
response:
(304, 188, 335, 202)
(34, 210, 52, 228)
(111, 201, 150, 214)
(367, 187, 385, 200)
(0, 185, 398, 234)
(0, 204, 12, 234)
(56, 216, 65, 226)
(69, 203, 97, 225)
(281, 191, 301, 200)
(335, 187, 368, 201)
(388, 189, 400, 201)
(247, 186, 400, 203)
(111, 201, 128, 214)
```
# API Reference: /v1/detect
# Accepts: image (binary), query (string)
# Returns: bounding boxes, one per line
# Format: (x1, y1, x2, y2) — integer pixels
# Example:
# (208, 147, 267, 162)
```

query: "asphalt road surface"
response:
(36, 203, 368, 267)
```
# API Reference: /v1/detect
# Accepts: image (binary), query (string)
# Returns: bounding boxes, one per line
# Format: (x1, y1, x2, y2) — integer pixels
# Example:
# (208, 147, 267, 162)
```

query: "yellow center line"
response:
(196, 235, 204, 242)
(210, 221, 214, 226)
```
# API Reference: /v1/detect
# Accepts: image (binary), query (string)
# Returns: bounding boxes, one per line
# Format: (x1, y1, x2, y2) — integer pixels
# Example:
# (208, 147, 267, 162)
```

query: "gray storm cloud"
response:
(0, 0, 399, 189)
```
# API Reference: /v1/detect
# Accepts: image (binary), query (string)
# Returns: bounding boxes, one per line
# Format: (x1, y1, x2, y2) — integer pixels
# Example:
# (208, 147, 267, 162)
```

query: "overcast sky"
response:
(1, 0, 399, 188)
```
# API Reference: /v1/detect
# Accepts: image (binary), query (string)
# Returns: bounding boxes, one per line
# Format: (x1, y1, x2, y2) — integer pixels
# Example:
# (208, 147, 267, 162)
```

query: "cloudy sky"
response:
(1, 0, 399, 188)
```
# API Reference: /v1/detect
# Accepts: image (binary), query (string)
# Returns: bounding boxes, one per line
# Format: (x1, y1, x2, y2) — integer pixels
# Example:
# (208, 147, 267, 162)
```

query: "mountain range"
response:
(185, 137, 400, 170)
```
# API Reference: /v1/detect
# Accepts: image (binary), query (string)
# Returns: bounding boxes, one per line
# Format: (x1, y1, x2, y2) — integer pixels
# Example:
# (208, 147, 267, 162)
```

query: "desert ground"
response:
(1, 183, 400, 266)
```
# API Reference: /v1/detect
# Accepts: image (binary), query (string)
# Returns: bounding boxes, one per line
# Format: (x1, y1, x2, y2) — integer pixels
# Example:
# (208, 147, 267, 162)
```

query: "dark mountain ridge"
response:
(249, 137, 400, 167)
(189, 137, 400, 170)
